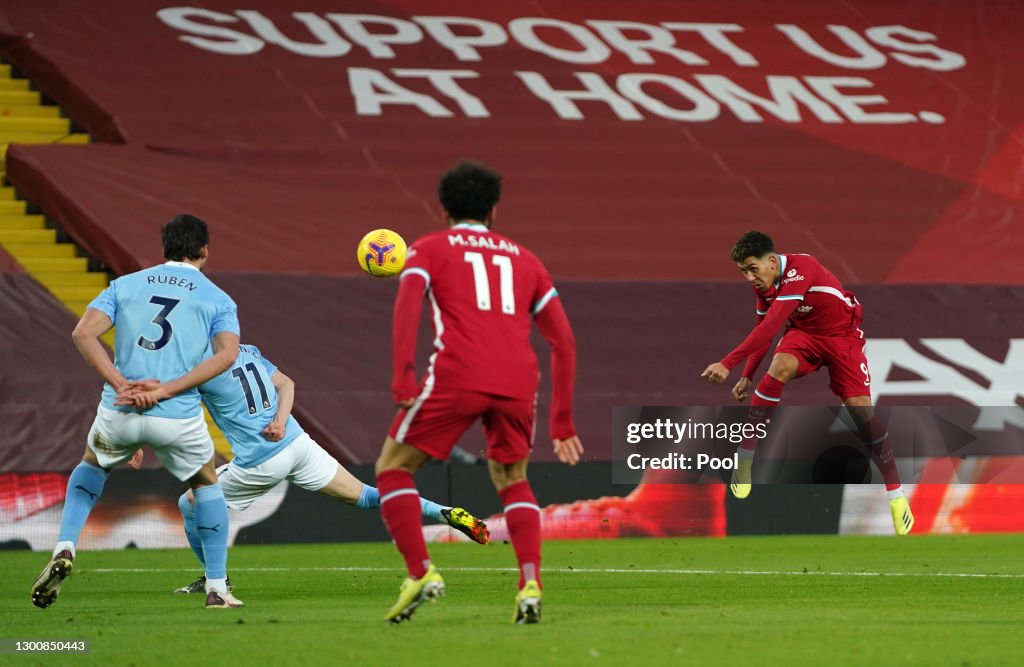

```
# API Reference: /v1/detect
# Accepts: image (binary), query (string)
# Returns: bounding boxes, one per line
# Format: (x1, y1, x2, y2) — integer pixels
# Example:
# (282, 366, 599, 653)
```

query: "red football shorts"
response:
(775, 328, 872, 400)
(388, 387, 535, 463)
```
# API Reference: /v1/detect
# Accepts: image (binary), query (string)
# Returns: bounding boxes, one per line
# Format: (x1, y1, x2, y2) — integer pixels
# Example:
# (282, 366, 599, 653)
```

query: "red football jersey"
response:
(394, 222, 558, 400)
(722, 253, 863, 371)
(756, 253, 863, 337)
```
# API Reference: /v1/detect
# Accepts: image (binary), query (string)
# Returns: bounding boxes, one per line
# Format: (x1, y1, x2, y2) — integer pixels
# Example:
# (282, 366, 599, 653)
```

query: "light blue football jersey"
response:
(199, 344, 303, 468)
(88, 261, 240, 419)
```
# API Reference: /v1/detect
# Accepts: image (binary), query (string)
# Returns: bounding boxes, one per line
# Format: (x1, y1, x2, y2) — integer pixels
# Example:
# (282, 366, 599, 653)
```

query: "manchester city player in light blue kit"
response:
(171, 344, 490, 594)
(31, 214, 244, 610)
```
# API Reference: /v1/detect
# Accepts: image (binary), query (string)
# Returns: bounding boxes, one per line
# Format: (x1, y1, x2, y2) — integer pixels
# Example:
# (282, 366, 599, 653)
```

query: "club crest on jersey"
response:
(448, 233, 521, 255)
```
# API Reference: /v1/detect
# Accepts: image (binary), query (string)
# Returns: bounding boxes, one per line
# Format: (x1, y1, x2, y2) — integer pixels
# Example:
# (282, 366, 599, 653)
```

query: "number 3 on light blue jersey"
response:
(137, 296, 181, 351)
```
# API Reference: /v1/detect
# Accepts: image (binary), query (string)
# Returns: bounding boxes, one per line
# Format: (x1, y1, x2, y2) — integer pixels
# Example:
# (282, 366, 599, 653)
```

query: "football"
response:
(356, 228, 407, 277)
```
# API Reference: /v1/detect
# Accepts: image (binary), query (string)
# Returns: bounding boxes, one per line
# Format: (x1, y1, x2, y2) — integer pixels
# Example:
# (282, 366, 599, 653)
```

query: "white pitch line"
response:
(88, 566, 1024, 579)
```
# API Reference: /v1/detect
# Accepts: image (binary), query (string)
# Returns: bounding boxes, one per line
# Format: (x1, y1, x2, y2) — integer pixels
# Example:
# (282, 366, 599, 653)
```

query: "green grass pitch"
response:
(2, 535, 1023, 666)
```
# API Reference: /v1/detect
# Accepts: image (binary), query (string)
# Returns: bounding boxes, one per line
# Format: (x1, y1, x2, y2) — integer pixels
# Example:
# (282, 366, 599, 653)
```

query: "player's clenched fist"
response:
(262, 420, 286, 442)
(732, 377, 751, 402)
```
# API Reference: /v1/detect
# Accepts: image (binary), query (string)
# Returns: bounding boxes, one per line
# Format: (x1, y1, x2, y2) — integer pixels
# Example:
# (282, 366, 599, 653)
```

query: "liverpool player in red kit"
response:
(376, 161, 583, 624)
(701, 231, 913, 535)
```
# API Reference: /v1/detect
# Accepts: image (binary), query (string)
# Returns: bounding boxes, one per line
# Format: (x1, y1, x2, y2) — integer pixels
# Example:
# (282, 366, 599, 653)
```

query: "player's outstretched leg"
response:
(31, 460, 108, 608)
(440, 507, 491, 545)
(499, 479, 543, 624)
(353, 483, 490, 544)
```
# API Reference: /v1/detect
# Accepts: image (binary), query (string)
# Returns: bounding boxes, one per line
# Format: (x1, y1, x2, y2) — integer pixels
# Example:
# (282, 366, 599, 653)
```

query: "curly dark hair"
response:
(730, 230, 774, 263)
(438, 161, 502, 224)
(162, 214, 209, 261)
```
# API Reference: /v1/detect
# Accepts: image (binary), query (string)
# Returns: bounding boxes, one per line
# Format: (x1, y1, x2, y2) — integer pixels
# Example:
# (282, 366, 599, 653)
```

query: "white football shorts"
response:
(87, 404, 214, 481)
(215, 432, 340, 511)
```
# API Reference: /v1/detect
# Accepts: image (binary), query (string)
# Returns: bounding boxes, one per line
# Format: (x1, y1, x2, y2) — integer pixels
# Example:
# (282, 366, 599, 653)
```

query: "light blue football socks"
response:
(55, 461, 109, 557)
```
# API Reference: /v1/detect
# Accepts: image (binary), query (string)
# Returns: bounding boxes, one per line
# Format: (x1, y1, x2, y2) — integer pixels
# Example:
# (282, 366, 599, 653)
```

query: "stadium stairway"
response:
(0, 60, 233, 461)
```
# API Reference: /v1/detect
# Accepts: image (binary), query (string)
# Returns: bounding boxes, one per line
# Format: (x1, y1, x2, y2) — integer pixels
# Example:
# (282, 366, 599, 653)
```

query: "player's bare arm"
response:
(72, 308, 129, 393)
(262, 370, 295, 442)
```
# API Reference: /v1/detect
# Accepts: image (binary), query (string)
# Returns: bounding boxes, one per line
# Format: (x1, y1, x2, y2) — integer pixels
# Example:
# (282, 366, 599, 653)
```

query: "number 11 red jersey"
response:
(393, 222, 558, 400)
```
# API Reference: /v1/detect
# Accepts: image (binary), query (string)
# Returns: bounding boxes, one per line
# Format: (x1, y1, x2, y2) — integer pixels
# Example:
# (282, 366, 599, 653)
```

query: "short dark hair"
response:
(438, 160, 501, 223)
(162, 214, 209, 261)
(730, 230, 774, 263)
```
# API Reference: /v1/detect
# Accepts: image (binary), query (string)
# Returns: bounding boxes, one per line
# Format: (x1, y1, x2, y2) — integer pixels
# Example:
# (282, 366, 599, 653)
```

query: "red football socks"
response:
(376, 469, 431, 579)
(857, 415, 902, 491)
(499, 480, 542, 589)
(739, 374, 785, 451)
